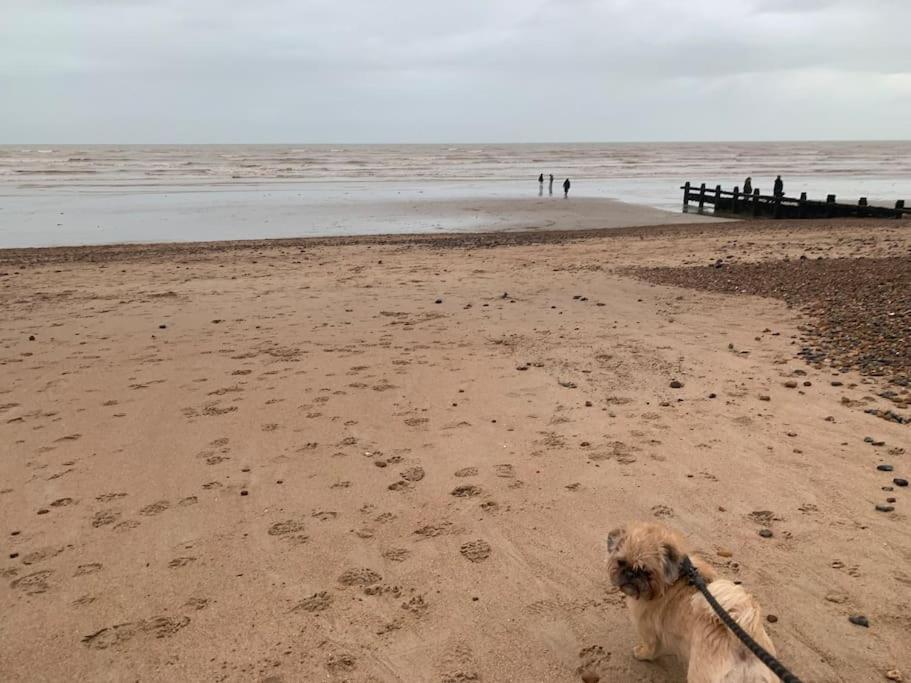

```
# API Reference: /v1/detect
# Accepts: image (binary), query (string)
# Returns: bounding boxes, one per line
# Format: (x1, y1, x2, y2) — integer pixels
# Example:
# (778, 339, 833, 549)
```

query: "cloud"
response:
(1, 0, 909, 141)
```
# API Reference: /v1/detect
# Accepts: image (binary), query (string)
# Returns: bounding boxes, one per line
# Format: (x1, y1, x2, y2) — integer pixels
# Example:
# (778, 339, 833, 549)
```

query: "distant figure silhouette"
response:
(743, 177, 752, 195)
(563, 178, 571, 198)
(773, 175, 784, 197)
(538, 173, 544, 196)
(548, 174, 554, 196)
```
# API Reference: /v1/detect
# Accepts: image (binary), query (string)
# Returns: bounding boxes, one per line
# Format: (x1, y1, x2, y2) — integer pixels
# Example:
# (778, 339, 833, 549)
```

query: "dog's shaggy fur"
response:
(607, 521, 777, 682)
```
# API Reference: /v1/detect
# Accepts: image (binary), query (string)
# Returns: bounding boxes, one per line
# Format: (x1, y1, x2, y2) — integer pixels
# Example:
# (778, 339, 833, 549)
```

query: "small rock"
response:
(864, 436, 874, 443)
(784, 381, 798, 388)
(766, 614, 778, 623)
(708, 393, 717, 399)
(240, 490, 249, 496)
(28, 335, 36, 341)
(877, 464, 894, 472)
(848, 615, 869, 628)
(758, 529, 773, 538)
(717, 548, 733, 558)
(875, 504, 894, 513)
(831, 380, 843, 387)
(759, 395, 771, 402)
(585, 401, 593, 407)
(670, 380, 684, 389)
(36, 509, 49, 515)
(581, 673, 600, 683)
(885, 669, 903, 682)
(894, 478, 908, 487)
(374, 460, 387, 468)
(825, 592, 848, 604)
(158, 324, 167, 329)
(434, 299, 442, 304)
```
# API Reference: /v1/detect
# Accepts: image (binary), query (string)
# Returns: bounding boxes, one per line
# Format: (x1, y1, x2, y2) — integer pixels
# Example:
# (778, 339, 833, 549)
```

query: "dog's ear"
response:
(661, 543, 682, 584)
(606, 527, 626, 554)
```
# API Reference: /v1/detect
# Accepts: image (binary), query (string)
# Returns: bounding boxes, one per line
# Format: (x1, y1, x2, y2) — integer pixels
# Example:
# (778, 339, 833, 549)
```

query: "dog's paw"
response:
(633, 643, 657, 661)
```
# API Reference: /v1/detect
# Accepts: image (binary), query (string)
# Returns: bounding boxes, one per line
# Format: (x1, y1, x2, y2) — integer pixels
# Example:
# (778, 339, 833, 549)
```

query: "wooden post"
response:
(896, 199, 905, 219)
(827, 194, 836, 218)
(714, 185, 721, 213)
(698, 183, 706, 213)
(683, 182, 691, 212)
(753, 188, 761, 217)
(858, 197, 868, 218)
(732, 186, 740, 214)
(798, 192, 807, 218)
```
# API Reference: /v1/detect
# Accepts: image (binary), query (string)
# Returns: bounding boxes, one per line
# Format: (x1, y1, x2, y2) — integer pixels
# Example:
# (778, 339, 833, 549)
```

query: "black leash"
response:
(680, 555, 803, 683)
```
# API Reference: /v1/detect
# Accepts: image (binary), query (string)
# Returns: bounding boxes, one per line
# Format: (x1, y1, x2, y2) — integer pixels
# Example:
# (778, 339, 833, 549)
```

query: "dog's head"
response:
(606, 522, 685, 601)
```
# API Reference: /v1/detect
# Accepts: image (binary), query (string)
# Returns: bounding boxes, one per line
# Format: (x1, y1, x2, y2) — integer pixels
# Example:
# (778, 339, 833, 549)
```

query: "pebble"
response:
(36, 509, 49, 515)
(670, 380, 684, 389)
(894, 478, 909, 487)
(434, 299, 442, 304)
(759, 395, 771, 401)
(708, 393, 717, 399)
(584, 401, 593, 407)
(158, 324, 167, 329)
(240, 490, 249, 496)
(717, 548, 733, 558)
(784, 380, 798, 388)
(580, 673, 600, 683)
(758, 529, 773, 538)
(824, 592, 848, 604)
(9, 552, 19, 559)
(877, 464, 894, 472)
(886, 497, 896, 503)
(848, 615, 869, 628)
(766, 614, 778, 623)
(875, 504, 894, 513)
(28, 335, 35, 341)
(885, 670, 903, 682)
(831, 380, 844, 387)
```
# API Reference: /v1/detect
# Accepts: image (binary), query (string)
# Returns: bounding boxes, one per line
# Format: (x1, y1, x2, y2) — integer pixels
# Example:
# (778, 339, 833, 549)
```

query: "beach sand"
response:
(1, 218, 910, 682)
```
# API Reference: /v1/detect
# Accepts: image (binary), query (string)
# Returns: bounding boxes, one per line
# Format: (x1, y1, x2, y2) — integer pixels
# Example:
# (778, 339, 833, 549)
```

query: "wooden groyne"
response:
(682, 183, 909, 219)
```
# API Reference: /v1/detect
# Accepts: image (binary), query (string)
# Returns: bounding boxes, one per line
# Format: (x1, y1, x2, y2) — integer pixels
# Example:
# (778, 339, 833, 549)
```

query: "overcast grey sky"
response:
(2, 0, 909, 143)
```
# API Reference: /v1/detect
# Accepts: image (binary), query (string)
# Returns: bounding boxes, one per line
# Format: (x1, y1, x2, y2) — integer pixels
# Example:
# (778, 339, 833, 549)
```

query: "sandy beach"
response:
(1, 217, 910, 682)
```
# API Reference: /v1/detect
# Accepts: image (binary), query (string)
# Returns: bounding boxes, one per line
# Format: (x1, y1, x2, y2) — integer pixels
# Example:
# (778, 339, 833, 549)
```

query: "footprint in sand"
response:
(81, 615, 191, 650)
(383, 548, 411, 562)
(11, 570, 54, 595)
(451, 485, 482, 498)
(438, 641, 480, 683)
(91, 510, 121, 528)
(454, 467, 478, 478)
(292, 591, 333, 613)
(96, 492, 127, 503)
(269, 520, 307, 536)
(400, 466, 425, 482)
(184, 597, 209, 610)
(651, 505, 674, 518)
(168, 557, 197, 569)
(139, 500, 170, 516)
(460, 539, 491, 563)
(577, 645, 612, 679)
(337, 568, 382, 586)
(325, 653, 357, 674)
(494, 464, 515, 478)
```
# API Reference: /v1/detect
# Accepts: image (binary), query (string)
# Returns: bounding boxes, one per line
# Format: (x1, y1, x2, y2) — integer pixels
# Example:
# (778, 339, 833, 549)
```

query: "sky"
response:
(2, 0, 910, 143)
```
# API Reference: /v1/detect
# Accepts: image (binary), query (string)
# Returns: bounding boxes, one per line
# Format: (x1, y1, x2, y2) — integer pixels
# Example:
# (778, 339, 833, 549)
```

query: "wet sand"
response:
(1, 218, 910, 682)
(0, 192, 722, 249)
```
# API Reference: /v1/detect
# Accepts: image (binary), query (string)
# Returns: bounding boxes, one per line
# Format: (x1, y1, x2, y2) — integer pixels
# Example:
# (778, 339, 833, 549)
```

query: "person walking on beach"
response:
(563, 178, 571, 198)
(773, 175, 784, 197)
(743, 176, 752, 195)
(538, 173, 544, 196)
(548, 174, 554, 196)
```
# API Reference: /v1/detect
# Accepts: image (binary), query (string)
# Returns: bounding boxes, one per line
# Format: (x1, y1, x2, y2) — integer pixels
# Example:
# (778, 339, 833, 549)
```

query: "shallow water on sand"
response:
(1, 142, 908, 247)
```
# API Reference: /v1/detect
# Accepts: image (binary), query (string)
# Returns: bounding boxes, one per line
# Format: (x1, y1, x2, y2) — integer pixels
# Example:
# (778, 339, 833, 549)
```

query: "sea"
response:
(1, 142, 909, 248)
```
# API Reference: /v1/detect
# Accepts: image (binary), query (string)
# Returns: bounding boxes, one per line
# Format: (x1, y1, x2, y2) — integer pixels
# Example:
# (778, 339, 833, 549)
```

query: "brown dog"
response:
(607, 521, 777, 683)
